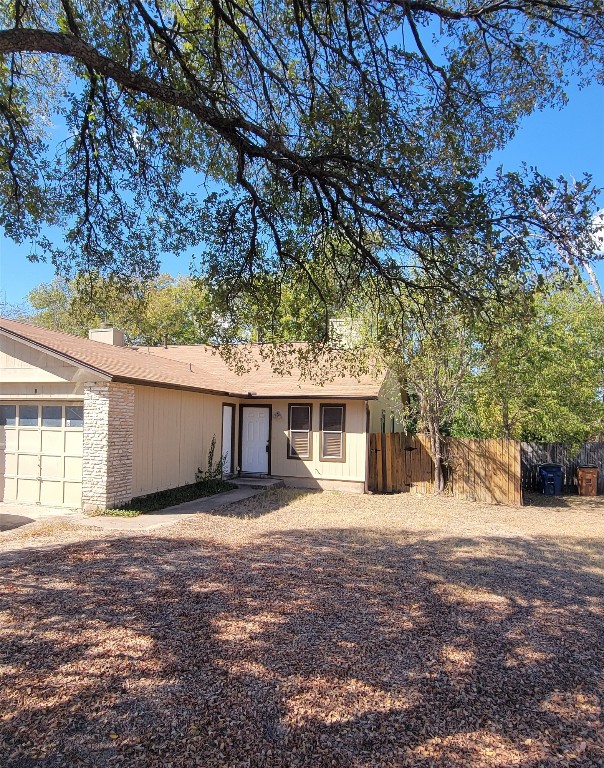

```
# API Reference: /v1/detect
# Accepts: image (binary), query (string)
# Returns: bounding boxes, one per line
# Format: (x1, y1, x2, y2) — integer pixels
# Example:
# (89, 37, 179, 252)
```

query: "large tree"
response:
(454, 283, 604, 447)
(0, 0, 603, 327)
(388, 303, 477, 494)
(347, 273, 604, 487)
(26, 272, 213, 344)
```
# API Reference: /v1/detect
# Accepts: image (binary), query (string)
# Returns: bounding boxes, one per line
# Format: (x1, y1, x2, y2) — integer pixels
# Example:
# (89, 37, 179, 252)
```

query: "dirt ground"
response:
(1, 489, 603, 767)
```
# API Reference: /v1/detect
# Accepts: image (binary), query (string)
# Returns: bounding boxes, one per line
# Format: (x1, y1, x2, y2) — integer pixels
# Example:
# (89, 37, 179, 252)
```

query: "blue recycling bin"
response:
(538, 464, 563, 495)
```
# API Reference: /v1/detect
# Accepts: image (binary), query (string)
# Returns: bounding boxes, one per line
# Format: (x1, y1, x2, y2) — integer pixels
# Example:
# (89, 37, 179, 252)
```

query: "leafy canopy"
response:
(358, 275, 604, 448)
(454, 284, 604, 447)
(0, 0, 603, 324)
(26, 273, 213, 345)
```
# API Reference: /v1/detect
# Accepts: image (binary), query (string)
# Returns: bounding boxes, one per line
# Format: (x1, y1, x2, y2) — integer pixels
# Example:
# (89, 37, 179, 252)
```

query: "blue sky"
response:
(1, 80, 603, 307)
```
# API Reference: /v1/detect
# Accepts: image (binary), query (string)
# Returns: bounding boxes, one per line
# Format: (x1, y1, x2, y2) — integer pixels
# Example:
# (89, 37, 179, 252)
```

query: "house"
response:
(0, 318, 402, 510)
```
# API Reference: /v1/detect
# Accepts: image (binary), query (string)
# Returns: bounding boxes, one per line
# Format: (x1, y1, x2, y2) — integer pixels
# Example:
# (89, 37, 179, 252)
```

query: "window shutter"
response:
(290, 430, 310, 458)
(322, 431, 343, 459)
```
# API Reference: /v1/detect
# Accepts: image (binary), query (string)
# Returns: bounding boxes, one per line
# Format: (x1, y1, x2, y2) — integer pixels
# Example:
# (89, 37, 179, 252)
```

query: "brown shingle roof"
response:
(145, 344, 384, 399)
(0, 317, 230, 394)
(0, 318, 384, 398)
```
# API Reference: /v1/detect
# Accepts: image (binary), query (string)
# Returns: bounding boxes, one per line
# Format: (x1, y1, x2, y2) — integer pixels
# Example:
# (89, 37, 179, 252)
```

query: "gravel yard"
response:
(1, 489, 603, 767)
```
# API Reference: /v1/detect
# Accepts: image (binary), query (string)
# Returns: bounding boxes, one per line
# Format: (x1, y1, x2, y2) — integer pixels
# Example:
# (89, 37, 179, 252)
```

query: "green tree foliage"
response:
(27, 273, 212, 344)
(204, 240, 364, 343)
(357, 289, 480, 493)
(347, 276, 604, 485)
(454, 285, 604, 447)
(0, 0, 602, 324)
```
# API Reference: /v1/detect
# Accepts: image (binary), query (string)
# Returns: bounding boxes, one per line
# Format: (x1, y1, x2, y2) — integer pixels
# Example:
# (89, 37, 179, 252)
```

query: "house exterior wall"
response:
(266, 398, 368, 492)
(131, 390, 370, 497)
(1, 333, 380, 504)
(0, 334, 85, 384)
(82, 383, 135, 510)
(0, 335, 86, 400)
(131, 385, 239, 498)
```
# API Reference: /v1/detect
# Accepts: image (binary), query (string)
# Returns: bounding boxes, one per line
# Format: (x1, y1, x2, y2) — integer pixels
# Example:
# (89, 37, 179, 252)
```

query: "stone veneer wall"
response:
(82, 382, 135, 510)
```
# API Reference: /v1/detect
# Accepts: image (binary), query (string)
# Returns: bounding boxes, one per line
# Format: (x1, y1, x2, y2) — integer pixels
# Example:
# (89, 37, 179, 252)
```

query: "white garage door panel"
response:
(19, 431, 40, 452)
(65, 431, 83, 454)
(40, 480, 64, 505)
(18, 454, 39, 476)
(41, 430, 64, 454)
(18, 478, 40, 503)
(4, 452, 17, 474)
(40, 454, 63, 477)
(3, 477, 16, 500)
(64, 482, 82, 506)
(65, 456, 82, 480)
(0, 402, 84, 507)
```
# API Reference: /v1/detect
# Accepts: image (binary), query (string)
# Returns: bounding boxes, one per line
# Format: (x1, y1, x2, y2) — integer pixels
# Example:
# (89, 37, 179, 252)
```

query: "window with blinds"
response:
(288, 404, 312, 459)
(320, 404, 346, 461)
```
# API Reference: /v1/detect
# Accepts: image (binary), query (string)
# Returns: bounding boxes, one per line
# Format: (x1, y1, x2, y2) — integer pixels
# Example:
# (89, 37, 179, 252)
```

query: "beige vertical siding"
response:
(132, 390, 372, 497)
(0, 336, 82, 383)
(131, 385, 238, 497)
(268, 399, 368, 483)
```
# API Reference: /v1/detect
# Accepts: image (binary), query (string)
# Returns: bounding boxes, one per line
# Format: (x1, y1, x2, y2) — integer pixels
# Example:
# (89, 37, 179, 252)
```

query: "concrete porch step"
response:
(232, 477, 285, 491)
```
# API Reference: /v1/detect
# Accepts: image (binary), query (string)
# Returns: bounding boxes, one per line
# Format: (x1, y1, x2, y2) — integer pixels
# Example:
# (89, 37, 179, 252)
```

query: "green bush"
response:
(100, 508, 143, 518)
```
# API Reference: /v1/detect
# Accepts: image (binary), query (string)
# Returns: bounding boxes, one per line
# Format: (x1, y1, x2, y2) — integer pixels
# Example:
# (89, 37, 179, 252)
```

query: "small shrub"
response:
(196, 435, 226, 482)
(100, 508, 143, 518)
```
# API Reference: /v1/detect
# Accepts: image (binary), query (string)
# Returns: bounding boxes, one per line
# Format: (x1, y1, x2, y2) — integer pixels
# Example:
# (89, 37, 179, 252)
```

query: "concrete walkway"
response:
(77, 478, 284, 531)
(0, 478, 284, 534)
(0, 502, 81, 519)
(0, 502, 81, 532)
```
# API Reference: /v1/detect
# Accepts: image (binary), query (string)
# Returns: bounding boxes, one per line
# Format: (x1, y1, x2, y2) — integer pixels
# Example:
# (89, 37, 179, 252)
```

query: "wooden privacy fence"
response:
(368, 433, 522, 506)
(522, 442, 604, 494)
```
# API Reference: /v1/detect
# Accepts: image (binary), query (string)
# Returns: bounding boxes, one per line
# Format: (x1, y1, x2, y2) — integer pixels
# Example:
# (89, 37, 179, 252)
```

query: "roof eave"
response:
(111, 375, 240, 397)
(0, 325, 382, 399)
(247, 393, 379, 400)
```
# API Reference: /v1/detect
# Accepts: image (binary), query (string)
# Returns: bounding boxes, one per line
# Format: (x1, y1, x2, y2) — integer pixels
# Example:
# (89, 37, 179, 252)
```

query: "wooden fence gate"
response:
(368, 433, 522, 506)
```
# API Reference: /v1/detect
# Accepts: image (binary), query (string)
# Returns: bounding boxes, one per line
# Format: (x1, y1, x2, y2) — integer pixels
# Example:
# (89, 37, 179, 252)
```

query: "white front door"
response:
(241, 407, 270, 474)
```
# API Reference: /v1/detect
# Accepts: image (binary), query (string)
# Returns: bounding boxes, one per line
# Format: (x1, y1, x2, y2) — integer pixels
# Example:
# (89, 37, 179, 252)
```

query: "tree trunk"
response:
(429, 424, 446, 494)
(502, 400, 512, 439)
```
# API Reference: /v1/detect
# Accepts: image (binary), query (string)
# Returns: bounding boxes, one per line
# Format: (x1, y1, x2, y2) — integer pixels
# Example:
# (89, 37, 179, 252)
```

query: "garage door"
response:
(0, 402, 84, 507)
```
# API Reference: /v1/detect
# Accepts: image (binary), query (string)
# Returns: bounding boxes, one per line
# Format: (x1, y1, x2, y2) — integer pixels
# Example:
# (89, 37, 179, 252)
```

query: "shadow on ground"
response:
(522, 490, 604, 510)
(1, 527, 603, 767)
(0, 513, 33, 532)
(204, 488, 319, 519)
